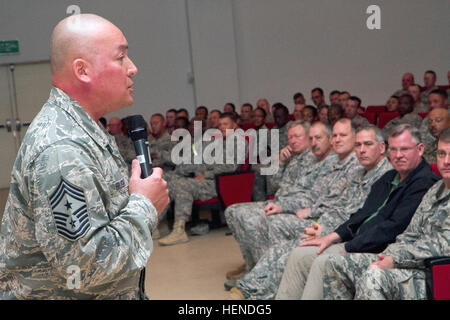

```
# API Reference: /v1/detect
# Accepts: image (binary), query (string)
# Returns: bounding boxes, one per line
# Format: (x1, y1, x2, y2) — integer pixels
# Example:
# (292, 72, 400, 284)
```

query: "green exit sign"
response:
(0, 40, 20, 55)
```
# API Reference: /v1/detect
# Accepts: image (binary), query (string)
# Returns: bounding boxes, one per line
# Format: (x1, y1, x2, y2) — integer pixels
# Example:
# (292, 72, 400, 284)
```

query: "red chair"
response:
(360, 111, 377, 125)
(377, 112, 400, 129)
(191, 137, 254, 229)
(418, 112, 429, 119)
(424, 256, 450, 300)
(240, 122, 255, 131)
(438, 85, 450, 91)
(266, 122, 276, 129)
(289, 114, 295, 121)
(366, 105, 387, 114)
(430, 163, 441, 177)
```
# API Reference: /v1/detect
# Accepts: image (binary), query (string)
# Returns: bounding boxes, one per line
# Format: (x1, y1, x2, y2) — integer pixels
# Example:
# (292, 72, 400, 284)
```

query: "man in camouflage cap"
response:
(0, 14, 169, 299)
(275, 124, 439, 300)
(226, 125, 392, 300)
(323, 128, 450, 300)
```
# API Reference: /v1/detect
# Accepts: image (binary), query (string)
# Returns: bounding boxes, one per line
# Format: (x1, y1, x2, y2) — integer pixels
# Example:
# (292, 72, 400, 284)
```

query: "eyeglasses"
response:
(437, 150, 450, 159)
(388, 144, 419, 154)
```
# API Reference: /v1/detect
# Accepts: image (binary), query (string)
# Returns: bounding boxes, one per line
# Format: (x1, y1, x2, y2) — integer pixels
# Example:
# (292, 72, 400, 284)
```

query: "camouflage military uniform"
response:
(412, 102, 428, 114)
(420, 111, 450, 154)
(267, 152, 360, 245)
(225, 150, 316, 269)
(274, 122, 290, 150)
(235, 157, 391, 300)
(383, 113, 423, 137)
(114, 133, 135, 173)
(148, 130, 174, 170)
(323, 180, 449, 300)
(0, 87, 157, 299)
(171, 137, 247, 222)
(351, 115, 370, 128)
(420, 86, 438, 107)
(423, 139, 438, 164)
(250, 125, 273, 201)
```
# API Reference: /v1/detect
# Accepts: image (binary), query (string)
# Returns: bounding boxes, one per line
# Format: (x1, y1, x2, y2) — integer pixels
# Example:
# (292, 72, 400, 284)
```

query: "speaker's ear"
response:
(72, 58, 90, 83)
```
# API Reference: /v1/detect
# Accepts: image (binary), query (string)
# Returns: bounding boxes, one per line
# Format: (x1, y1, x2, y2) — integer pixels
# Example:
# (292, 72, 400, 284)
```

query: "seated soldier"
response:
(419, 89, 449, 148)
(420, 70, 439, 107)
(328, 104, 344, 127)
(272, 103, 292, 149)
(225, 119, 361, 299)
(383, 94, 423, 136)
(386, 95, 399, 112)
(323, 128, 449, 300)
(158, 112, 247, 246)
(239, 103, 253, 126)
(226, 125, 392, 300)
(344, 96, 369, 128)
(423, 108, 450, 163)
(207, 109, 221, 129)
(148, 113, 174, 171)
(225, 121, 316, 283)
(195, 106, 208, 121)
(275, 124, 440, 300)
(318, 105, 329, 124)
(293, 103, 305, 121)
(408, 84, 428, 114)
(301, 105, 318, 124)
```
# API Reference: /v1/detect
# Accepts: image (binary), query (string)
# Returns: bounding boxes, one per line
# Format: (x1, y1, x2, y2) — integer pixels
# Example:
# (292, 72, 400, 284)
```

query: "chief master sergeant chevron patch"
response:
(49, 178, 91, 241)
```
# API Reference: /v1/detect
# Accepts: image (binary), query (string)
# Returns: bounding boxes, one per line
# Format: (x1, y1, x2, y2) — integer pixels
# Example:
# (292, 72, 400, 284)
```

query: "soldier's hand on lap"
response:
(370, 255, 394, 270)
(301, 222, 322, 241)
(264, 202, 282, 216)
(295, 208, 310, 219)
(129, 159, 169, 214)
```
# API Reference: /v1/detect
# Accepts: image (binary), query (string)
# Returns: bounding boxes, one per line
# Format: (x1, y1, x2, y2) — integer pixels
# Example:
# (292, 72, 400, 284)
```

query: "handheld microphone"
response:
(127, 115, 153, 178)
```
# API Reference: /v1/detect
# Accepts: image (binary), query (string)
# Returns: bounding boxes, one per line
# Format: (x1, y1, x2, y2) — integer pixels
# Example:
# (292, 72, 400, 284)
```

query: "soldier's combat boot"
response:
(225, 287, 245, 300)
(226, 263, 247, 280)
(158, 220, 189, 246)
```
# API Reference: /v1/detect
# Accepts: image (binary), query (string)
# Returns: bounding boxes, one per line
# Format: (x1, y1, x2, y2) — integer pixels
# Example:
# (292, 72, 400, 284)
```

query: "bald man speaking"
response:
(0, 14, 169, 299)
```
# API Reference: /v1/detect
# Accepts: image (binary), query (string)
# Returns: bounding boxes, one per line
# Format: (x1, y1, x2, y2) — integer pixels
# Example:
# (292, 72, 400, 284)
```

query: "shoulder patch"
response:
(49, 178, 91, 241)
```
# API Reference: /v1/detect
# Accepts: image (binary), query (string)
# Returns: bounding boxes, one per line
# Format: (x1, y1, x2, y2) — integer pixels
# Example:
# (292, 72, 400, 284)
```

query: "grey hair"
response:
(287, 120, 311, 135)
(389, 123, 422, 144)
(312, 121, 332, 137)
(438, 127, 450, 143)
(356, 124, 385, 143)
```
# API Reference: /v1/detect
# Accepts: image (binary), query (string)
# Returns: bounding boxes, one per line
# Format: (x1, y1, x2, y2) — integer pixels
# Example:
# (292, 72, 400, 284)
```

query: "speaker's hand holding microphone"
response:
(127, 115, 169, 215)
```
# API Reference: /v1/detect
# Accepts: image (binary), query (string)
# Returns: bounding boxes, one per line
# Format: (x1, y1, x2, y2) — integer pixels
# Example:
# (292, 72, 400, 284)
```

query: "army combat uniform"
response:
(323, 179, 449, 300)
(148, 130, 175, 171)
(225, 149, 316, 270)
(0, 87, 157, 299)
(233, 155, 390, 300)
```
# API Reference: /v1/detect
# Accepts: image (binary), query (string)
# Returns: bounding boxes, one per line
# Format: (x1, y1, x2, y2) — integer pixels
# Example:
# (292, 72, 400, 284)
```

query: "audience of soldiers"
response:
(107, 70, 449, 300)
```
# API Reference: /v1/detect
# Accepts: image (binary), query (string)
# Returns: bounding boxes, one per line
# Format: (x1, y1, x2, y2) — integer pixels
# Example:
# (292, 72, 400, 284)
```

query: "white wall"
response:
(1, 0, 449, 121)
(0, 0, 196, 121)
(232, 0, 450, 109)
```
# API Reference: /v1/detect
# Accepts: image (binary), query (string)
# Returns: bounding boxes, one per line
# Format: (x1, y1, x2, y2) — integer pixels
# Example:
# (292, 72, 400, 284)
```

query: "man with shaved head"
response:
(0, 14, 169, 299)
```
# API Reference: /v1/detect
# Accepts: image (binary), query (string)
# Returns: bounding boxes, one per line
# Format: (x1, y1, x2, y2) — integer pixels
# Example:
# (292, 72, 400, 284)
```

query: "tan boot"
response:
(158, 220, 189, 246)
(225, 287, 245, 300)
(152, 227, 160, 240)
(226, 263, 247, 280)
